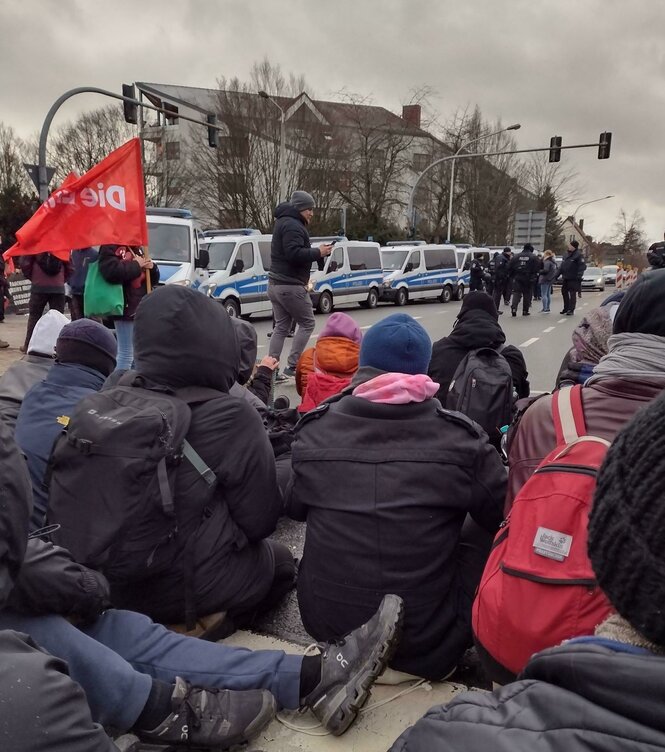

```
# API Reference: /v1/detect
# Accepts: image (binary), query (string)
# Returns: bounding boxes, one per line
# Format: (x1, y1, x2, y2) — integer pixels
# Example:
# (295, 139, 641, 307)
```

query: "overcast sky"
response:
(1, 0, 663, 244)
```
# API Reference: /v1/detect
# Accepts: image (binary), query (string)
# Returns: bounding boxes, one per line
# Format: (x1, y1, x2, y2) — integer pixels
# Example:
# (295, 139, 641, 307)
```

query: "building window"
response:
(166, 142, 180, 161)
(413, 153, 429, 171)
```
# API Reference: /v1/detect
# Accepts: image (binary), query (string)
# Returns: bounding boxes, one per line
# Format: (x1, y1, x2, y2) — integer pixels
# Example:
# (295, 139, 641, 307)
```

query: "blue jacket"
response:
(15, 362, 105, 531)
(69, 247, 98, 295)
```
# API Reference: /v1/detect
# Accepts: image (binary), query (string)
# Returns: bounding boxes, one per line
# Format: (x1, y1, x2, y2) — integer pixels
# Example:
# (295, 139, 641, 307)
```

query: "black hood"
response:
(231, 318, 258, 385)
(613, 268, 665, 337)
(274, 202, 306, 223)
(0, 418, 32, 609)
(134, 286, 239, 391)
(449, 309, 506, 349)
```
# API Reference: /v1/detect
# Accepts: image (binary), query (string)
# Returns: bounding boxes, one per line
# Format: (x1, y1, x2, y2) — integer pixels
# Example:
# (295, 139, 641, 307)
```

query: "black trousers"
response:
(561, 280, 580, 313)
(511, 280, 532, 313)
(24, 291, 66, 348)
(492, 280, 511, 310)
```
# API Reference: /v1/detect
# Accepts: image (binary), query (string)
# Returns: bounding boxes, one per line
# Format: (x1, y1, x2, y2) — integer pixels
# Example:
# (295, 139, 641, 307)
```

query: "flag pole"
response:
(143, 245, 152, 294)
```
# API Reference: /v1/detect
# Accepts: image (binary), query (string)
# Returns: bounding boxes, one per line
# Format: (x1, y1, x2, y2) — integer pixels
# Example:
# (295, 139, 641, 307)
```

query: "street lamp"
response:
(572, 195, 614, 221)
(445, 123, 521, 242)
(258, 90, 287, 204)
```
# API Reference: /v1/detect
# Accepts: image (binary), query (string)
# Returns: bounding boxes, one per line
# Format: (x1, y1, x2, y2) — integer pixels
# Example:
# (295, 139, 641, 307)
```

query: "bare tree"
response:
(612, 208, 647, 267)
(0, 123, 38, 246)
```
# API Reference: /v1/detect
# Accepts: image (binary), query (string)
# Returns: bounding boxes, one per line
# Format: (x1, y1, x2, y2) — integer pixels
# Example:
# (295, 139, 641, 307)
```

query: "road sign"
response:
(23, 163, 56, 194)
(513, 211, 547, 251)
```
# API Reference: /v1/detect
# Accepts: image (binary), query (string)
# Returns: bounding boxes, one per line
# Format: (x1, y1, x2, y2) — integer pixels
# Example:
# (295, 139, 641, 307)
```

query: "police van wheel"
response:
(455, 284, 465, 301)
(440, 286, 453, 304)
(317, 292, 333, 314)
(224, 299, 240, 318)
(395, 288, 408, 306)
(366, 289, 379, 309)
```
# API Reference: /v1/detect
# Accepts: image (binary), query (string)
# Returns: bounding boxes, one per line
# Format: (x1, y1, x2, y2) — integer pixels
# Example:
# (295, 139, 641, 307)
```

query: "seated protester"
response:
(295, 312, 362, 412)
(554, 303, 617, 388)
(230, 317, 278, 411)
(389, 397, 665, 752)
(286, 313, 506, 681)
(51, 286, 293, 629)
(0, 418, 405, 748)
(15, 319, 117, 531)
(0, 309, 68, 431)
(506, 268, 665, 509)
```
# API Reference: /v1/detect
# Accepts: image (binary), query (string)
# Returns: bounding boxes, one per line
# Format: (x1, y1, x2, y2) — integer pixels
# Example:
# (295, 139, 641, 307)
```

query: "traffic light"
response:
(207, 113, 218, 148)
(549, 135, 562, 163)
(598, 131, 612, 159)
(122, 84, 138, 125)
(163, 102, 179, 125)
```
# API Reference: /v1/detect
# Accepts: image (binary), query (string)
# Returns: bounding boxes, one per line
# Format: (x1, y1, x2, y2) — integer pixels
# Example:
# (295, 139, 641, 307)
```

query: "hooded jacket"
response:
(428, 309, 530, 404)
(558, 248, 586, 281)
(269, 202, 322, 285)
(20, 253, 73, 294)
(286, 386, 506, 679)
(538, 257, 558, 284)
(109, 286, 282, 622)
(98, 245, 159, 319)
(389, 641, 665, 752)
(0, 354, 53, 431)
(230, 317, 272, 410)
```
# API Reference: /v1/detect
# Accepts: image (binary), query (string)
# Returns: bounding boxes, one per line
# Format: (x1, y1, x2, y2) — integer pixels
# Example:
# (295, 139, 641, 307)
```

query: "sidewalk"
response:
(0, 313, 29, 375)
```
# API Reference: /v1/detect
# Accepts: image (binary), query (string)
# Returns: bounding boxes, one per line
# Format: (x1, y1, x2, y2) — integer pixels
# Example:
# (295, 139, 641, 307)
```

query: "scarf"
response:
(570, 307, 613, 365)
(352, 372, 439, 404)
(595, 613, 665, 655)
(585, 333, 665, 385)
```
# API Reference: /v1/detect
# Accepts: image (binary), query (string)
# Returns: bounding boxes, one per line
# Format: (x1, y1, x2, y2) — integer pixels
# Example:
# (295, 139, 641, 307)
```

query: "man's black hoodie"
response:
(269, 202, 323, 285)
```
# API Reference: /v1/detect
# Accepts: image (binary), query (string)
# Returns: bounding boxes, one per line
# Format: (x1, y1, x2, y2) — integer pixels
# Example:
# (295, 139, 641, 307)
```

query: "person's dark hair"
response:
(523, 243, 534, 253)
(570, 240, 580, 250)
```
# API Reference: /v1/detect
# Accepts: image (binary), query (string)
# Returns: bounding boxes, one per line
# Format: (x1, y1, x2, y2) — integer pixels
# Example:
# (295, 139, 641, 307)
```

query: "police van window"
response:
(238, 242, 254, 271)
(410, 251, 421, 268)
(202, 241, 236, 271)
(475, 251, 490, 265)
(349, 246, 381, 271)
(258, 241, 271, 271)
(328, 247, 344, 272)
(148, 222, 191, 263)
(425, 248, 456, 270)
(381, 250, 408, 271)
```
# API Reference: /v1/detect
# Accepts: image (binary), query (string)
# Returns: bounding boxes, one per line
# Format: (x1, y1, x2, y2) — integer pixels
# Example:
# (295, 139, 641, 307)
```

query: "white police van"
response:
(147, 207, 209, 289)
(198, 230, 273, 318)
(308, 240, 383, 314)
(380, 243, 460, 305)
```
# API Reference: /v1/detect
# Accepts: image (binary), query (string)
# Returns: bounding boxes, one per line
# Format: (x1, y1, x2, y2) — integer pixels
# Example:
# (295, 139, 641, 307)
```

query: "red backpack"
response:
(472, 385, 613, 682)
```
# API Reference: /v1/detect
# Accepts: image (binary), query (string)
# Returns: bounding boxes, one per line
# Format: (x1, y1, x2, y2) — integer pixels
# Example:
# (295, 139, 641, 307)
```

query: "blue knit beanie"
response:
(359, 313, 432, 375)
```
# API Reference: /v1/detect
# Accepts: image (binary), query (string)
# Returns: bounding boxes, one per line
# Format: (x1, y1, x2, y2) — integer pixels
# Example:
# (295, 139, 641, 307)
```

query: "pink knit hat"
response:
(319, 312, 362, 344)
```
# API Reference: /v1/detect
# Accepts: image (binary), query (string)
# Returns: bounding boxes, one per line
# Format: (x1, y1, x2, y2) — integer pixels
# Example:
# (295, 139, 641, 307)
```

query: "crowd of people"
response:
(0, 190, 663, 751)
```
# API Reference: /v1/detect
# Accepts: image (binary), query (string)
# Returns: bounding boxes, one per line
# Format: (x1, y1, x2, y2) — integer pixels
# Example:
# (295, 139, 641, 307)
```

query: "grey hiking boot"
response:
(137, 677, 276, 750)
(304, 594, 404, 736)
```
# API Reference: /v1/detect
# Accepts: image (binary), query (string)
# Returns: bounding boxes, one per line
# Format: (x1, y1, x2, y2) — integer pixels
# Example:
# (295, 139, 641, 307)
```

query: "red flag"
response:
(3, 139, 147, 261)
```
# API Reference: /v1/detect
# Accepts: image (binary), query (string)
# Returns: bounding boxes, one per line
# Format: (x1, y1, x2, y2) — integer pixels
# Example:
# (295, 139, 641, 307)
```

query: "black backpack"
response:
(445, 346, 514, 442)
(47, 374, 220, 628)
(36, 252, 63, 277)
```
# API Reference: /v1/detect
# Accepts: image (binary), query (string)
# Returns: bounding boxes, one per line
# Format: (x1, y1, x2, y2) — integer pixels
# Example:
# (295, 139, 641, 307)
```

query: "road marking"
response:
(257, 344, 265, 349)
(558, 318, 567, 323)
(359, 325, 372, 330)
(413, 316, 423, 320)
(520, 337, 539, 348)
(542, 327, 555, 333)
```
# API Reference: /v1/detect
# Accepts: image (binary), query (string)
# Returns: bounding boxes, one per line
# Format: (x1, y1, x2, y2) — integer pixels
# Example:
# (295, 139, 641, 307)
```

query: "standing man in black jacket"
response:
(268, 191, 334, 381)
(508, 243, 540, 317)
(557, 240, 586, 315)
(491, 247, 513, 314)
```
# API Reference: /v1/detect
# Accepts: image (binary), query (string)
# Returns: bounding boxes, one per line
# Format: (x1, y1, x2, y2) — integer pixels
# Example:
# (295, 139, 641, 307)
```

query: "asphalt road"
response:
(250, 286, 609, 655)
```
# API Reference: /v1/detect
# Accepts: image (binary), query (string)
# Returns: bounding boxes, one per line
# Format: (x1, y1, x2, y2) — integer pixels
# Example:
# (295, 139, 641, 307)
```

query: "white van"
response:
(198, 231, 273, 318)
(380, 244, 460, 305)
(148, 207, 209, 289)
(309, 241, 384, 314)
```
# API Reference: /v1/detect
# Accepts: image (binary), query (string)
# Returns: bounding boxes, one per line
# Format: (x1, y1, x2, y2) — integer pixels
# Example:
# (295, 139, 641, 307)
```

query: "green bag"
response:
(83, 261, 124, 317)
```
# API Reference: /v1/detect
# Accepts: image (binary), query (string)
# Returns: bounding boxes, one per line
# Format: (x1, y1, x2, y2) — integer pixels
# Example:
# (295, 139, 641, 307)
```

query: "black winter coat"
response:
(98, 245, 159, 319)
(108, 286, 282, 623)
(269, 203, 322, 285)
(558, 248, 586, 281)
(428, 309, 530, 404)
(508, 250, 540, 283)
(286, 391, 506, 679)
(390, 641, 665, 752)
(492, 253, 512, 283)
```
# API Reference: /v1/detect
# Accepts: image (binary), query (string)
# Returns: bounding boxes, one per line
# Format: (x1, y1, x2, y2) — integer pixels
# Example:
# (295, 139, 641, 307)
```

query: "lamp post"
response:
(572, 195, 614, 222)
(258, 90, 287, 204)
(445, 123, 521, 242)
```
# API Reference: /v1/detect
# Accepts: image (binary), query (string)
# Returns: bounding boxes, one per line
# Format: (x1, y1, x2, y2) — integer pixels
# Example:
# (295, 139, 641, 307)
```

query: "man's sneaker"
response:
(274, 371, 289, 383)
(522, 311, 530, 316)
(0, 339, 8, 349)
(138, 677, 276, 750)
(566, 310, 575, 315)
(273, 394, 291, 410)
(282, 366, 296, 378)
(304, 594, 404, 736)
(560, 310, 568, 315)
(511, 309, 517, 317)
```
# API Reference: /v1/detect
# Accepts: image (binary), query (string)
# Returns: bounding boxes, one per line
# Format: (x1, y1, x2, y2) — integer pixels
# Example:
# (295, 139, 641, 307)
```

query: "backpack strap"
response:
(552, 385, 587, 445)
(182, 440, 216, 488)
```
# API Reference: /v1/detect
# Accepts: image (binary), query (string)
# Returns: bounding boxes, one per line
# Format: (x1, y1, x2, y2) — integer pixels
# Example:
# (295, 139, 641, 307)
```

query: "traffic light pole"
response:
(37, 86, 226, 202)
(406, 140, 608, 239)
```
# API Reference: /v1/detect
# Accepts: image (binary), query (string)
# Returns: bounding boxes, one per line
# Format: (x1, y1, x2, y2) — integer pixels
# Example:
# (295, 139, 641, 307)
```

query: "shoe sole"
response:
(318, 594, 405, 736)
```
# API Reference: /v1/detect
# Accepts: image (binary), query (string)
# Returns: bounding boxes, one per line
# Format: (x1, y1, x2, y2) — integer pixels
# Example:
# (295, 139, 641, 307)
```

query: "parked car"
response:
(581, 266, 606, 291)
(603, 264, 618, 285)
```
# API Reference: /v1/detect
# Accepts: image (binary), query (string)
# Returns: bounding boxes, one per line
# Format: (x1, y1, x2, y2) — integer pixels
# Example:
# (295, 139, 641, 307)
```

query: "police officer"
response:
(508, 243, 540, 317)
(491, 247, 513, 314)
(647, 234, 665, 271)
(468, 257, 485, 292)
